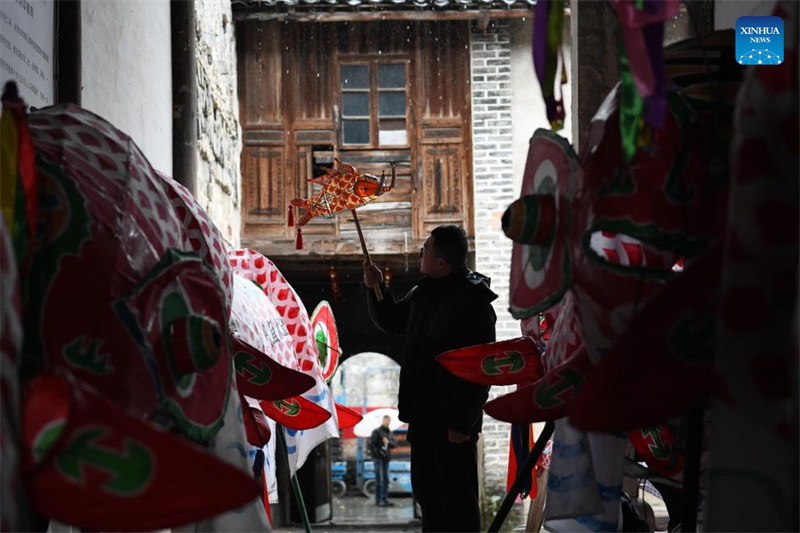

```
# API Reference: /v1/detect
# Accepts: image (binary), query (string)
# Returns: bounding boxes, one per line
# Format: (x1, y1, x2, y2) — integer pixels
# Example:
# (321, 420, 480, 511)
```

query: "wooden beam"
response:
(55, 0, 81, 105)
(233, 8, 535, 23)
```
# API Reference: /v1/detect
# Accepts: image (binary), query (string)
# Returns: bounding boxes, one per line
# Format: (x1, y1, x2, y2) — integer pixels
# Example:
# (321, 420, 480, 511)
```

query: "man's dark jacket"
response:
(369, 425, 396, 459)
(367, 267, 497, 434)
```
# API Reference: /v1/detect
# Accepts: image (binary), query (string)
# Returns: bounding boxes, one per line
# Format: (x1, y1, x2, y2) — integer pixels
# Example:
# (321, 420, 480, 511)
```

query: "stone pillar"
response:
(570, 0, 714, 154)
(570, 0, 621, 154)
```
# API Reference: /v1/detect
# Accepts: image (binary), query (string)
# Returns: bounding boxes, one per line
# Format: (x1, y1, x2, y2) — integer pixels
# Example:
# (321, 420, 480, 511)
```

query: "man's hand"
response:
(447, 428, 470, 444)
(363, 261, 384, 288)
(382, 437, 389, 445)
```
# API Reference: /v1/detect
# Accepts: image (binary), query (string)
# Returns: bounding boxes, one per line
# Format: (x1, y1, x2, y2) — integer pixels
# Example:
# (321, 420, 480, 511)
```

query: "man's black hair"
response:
(430, 225, 468, 268)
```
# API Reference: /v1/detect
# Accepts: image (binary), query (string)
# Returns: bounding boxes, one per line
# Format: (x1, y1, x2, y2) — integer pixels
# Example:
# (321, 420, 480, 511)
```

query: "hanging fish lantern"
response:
(288, 158, 395, 249)
(24, 104, 231, 440)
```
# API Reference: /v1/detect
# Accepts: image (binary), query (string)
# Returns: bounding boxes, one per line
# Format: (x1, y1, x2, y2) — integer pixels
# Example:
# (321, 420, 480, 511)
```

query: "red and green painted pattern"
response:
(23, 375, 258, 531)
(483, 348, 593, 424)
(436, 336, 543, 386)
(629, 424, 684, 477)
(260, 396, 332, 431)
(231, 336, 314, 401)
(508, 129, 578, 319)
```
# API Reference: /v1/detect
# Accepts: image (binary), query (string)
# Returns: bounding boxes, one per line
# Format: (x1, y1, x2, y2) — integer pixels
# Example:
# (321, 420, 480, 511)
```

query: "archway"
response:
(328, 352, 416, 526)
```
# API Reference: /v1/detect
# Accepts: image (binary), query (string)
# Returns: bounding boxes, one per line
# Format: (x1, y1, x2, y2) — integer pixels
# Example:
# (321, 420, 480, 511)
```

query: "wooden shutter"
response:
(418, 144, 469, 235)
(239, 21, 288, 235)
(413, 20, 474, 240)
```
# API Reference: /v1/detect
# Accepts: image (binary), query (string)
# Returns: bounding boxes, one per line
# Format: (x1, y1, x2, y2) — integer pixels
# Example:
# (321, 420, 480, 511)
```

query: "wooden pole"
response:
(352, 209, 384, 302)
(525, 469, 548, 532)
(488, 421, 555, 533)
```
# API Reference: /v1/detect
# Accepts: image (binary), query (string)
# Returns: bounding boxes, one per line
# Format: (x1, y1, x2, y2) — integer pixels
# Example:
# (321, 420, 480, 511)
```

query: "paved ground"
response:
(275, 489, 420, 532)
(274, 488, 670, 532)
(274, 491, 531, 532)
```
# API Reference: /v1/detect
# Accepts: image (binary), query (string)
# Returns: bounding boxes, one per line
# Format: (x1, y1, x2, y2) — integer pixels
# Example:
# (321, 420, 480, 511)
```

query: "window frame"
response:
(337, 58, 411, 150)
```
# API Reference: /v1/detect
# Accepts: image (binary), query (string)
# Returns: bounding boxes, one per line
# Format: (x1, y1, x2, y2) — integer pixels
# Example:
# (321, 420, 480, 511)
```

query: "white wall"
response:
(80, 0, 173, 175)
(329, 352, 400, 409)
(509, 17, 573, 196)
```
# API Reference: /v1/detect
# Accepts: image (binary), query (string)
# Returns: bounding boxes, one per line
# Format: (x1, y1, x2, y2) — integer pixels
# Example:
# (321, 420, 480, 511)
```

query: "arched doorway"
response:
(328, 352, 417, 527)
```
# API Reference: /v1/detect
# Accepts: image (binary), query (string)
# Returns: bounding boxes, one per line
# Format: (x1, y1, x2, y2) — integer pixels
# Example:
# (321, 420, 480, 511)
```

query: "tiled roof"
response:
(232, 0, 536, 9)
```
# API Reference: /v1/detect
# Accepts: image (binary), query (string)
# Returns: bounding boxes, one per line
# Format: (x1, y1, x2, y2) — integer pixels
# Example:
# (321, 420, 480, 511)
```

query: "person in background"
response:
(364, 225, 496, 531)
(368, 415, 397, 507)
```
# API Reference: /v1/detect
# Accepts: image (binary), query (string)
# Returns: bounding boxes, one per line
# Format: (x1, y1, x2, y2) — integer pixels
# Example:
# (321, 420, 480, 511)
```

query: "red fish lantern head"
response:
(570, 34, 744, 358)
(503, 130, 578, 320)
(354, 176, 381, 197)
(25, 105, 231, 440)
(290, 160, 396, 227)
(505, 32, 742, 328)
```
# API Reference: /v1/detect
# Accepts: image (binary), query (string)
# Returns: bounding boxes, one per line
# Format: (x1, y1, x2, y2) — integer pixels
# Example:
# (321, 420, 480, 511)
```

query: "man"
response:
(364, 225, 496, 532)
(368, 415, 397, 507)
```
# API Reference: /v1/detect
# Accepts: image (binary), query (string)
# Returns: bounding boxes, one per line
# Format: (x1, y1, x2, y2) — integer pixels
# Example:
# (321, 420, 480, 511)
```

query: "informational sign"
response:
(0, 0, 54, 109)
(736, 16, 784, 65)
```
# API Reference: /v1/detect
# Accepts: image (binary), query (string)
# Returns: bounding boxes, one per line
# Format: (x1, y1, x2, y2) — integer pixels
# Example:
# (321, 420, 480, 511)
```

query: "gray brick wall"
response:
(470, 20, 517, 492)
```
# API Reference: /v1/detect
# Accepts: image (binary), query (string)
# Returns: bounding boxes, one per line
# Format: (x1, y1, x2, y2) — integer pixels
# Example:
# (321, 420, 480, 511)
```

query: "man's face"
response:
(382, 416, 391, 427)
(419, 235, 449, 278)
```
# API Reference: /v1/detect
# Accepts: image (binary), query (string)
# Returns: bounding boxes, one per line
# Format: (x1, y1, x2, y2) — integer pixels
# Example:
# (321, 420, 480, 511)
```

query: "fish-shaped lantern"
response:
(289, 158, 396, 301)
(288, 158, 395, 249)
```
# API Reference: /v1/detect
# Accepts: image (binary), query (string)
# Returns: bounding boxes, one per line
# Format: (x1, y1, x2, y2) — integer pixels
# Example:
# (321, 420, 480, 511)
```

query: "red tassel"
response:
(295, 229, 303, 250)
(287, 205, 294, 227)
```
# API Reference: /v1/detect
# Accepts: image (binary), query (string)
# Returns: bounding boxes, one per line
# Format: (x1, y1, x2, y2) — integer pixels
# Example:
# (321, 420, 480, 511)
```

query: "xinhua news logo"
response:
(736, 16, 784, 65)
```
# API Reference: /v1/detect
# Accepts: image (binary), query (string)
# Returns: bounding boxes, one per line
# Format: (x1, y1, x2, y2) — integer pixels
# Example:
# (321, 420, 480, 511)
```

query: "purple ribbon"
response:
(533, 0, 550, 87)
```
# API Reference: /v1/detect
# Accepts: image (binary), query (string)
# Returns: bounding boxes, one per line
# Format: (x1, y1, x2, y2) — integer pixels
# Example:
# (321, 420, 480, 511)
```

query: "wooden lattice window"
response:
(339, 61, 410, 149)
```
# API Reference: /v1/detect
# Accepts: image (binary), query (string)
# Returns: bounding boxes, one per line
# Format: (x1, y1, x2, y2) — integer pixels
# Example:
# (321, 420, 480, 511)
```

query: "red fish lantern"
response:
(24, 104, 231, 440)
(311, 301, 341, 383)
(289, 158, 396, 243)
(22, 374, 257, 531)
(230, 274, 315, 402)
(157, 171, 233, 318)
(289, 159, 395, 301)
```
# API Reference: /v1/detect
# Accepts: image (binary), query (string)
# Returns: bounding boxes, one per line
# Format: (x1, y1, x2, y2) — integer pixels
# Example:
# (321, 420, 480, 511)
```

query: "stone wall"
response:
(194, 0, 243, 249)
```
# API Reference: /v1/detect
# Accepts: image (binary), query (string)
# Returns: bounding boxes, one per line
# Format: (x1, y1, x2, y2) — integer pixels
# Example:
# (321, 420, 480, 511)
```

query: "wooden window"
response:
(339, 60, 409, 149)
